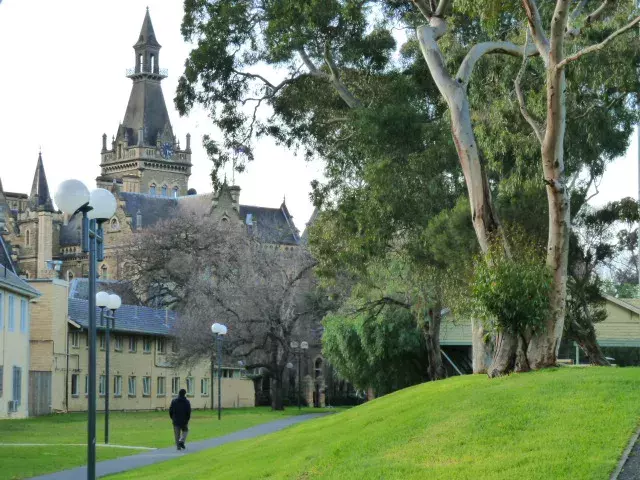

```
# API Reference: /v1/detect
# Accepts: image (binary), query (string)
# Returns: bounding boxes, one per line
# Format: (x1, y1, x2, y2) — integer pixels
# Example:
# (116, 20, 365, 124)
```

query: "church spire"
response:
(132, 8, 163, 76)
(28, 151, 54, 212)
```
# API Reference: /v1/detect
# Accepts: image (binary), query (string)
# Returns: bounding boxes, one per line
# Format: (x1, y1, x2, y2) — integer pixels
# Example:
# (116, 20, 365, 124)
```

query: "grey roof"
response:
(300, 208, 319, 244)
(0, 178, 11, 233)
(59, 213, 83, 246)
(120, 192, 178, 230)
(68, 297, 176, 336)
(239, 204, 299, 245)
(28, 152, 54, 212)
(0, 237, 39, 297)
(69, 278, 141, 305)
(134, 8, 161, 48)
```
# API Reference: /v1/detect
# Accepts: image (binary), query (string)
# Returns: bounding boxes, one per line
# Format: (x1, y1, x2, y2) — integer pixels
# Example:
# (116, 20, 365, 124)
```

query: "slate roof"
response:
(59, 213, 83, 246)
(239, 205, 299, 245)
(69, 278, 141, 306)
(0, 236, 40, 297)
(135, 8, 161, 48)
(119, 192, 178, 230)
(0, 177, 11, 232)
(28, 152, 54, 212)
(68, 297, 176, 336)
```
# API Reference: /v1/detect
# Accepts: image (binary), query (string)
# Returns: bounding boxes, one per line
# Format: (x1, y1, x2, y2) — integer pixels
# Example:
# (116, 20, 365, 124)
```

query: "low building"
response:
(0, 236, 40, 419)
(25, 278, 254, 416)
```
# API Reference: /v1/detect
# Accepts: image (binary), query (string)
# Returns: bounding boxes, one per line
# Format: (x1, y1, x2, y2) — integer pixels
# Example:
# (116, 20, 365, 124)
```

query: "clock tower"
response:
(98, 8, 192, 197)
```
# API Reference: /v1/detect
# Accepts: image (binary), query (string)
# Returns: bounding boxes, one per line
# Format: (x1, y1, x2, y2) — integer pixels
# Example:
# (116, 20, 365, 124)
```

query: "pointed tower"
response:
(28, 152, 54, 212)
(99, 8, 192, 196)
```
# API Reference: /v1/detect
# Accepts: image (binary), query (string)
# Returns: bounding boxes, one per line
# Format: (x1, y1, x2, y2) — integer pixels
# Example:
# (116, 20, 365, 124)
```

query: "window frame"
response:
(143, 337, 152, 353)
(8, 295, 14, 332)
(71, 331, 79, 348)
(157, 338, 166, 354)
(157, 376, 166, 396)
(128, 376, 136, 397)
(71, 374, 79, 397)
(186, 377, 194, 396)
(171, 377, 180, 395)
(129, 336, 137, 353)
(114, 375, 123, 397)
(114, 335, 123, 352)
(99, 375, 106, 396)
(201, 378, 209, 397)
(142, 376, 151, 397)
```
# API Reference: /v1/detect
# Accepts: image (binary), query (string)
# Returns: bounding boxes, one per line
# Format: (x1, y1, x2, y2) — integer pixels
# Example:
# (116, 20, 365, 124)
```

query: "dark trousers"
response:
(173, 424, 189, 447)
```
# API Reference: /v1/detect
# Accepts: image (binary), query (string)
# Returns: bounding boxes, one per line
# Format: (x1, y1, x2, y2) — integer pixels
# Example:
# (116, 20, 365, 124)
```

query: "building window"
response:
(128, 376, 136, 396)
(172, 187, 179, 198)
(12, 366, 22, 406)
(71, 374, 79, 396)
(161, 185, 168, 196)
(67, 271, 74, 282)
(157, 376, 166, 396)
(25, 230, 30, 246)
(20, 299, 28, 333)
(71, 331, 79, 348)
(142, 376, 151, 396)
(201, 378, 209, 396)
(85, 375, 89, 395)
(99, 375, 106, 396)
(99, 334, 106, 350)
(315, 358, 323, 379)
(186, 377, 194, 396)
(157, 338, 165, 354)
(101, 264, 108, 280)
(143, 337, 152, 353)
(110, 218, 119, 231)
(149, 184, 156, 195)
(150, 54, 155, 72)
(114, 376, 123, 397)
(129, 336, 137, 353)
(171, 377, 180, 395)
(114, 336, 123, 351)
(8, 295, 14, 332)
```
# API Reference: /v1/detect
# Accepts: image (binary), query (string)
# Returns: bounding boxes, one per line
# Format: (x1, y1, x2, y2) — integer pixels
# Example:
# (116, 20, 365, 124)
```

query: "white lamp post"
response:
(211, 322, 227, 420)
(55, 180, 116, 480)
(96, 292, 121, 445)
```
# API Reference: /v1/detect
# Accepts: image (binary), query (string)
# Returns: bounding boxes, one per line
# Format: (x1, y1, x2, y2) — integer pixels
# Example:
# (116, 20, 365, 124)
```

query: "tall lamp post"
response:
(54, 181, 117, 480)
(290, 341, 308, 410)
(96, 292, 121, 445)
(211, 322, 227, 420)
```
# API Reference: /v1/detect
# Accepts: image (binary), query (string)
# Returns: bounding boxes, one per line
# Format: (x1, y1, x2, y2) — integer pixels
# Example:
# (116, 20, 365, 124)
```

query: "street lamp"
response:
(54, 181, 116, 480)
(290, 340, 308, 410)
(96, 292, 121, 445)
(211, 322, 227, 420)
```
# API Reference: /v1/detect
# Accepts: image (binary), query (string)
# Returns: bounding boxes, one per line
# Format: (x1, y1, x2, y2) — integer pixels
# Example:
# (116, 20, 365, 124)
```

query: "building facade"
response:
(0, 236, 40, 419)
(0, 9, 329, 412)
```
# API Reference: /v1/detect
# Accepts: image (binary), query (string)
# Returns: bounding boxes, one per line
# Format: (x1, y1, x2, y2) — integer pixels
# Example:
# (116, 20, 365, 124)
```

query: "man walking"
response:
(169, 388, 191, 450)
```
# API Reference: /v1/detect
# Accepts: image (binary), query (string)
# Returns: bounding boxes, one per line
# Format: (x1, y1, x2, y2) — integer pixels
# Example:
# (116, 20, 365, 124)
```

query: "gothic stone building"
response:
(0, 9, 330, 408)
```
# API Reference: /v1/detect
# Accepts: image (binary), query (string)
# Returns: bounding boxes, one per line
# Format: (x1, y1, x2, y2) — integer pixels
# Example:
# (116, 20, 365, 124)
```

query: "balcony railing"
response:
(125, 67, 168, 78)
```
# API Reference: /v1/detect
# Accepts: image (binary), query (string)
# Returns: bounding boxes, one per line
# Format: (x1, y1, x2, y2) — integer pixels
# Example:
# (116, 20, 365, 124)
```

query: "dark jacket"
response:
(169, 396, 191, 427)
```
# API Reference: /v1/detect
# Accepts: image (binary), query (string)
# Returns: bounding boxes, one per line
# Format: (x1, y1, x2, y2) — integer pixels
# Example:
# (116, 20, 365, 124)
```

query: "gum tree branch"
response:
(514, 33, 544, 144)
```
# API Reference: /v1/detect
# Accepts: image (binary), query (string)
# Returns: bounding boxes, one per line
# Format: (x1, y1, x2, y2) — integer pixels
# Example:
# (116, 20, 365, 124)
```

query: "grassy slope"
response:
(111, 368, 640, 480)
(0, 407, 333, 480)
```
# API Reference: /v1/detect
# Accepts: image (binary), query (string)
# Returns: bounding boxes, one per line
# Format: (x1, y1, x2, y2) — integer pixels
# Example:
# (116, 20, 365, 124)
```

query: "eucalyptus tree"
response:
(177, 0, 639, 376)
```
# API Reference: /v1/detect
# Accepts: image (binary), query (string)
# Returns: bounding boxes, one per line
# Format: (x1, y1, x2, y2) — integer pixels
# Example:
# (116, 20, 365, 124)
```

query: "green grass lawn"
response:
(110, 368, 640, 480)
(0, 406, 334, 480)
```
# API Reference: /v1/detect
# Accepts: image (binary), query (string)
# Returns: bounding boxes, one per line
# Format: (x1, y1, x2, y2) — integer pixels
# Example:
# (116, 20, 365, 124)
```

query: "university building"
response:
(0, 9, 328, 416)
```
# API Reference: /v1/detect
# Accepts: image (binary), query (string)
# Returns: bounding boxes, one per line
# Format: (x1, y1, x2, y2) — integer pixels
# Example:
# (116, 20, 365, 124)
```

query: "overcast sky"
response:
(0, 1, 637, 232)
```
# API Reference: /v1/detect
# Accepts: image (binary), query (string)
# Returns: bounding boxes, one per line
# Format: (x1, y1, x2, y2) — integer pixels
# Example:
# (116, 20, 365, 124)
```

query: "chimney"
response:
(102, 133, 107, 153)
(186, 133, 191, 152)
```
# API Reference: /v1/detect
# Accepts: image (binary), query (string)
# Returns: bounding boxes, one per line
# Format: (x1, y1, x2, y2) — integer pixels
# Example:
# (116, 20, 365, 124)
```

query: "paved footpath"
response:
(29, 413, 330, 480)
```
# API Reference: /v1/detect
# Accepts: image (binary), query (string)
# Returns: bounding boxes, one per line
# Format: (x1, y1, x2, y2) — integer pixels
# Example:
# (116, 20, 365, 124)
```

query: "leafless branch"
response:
(514, 32, 544, 144)
(558, 15, 640, 68)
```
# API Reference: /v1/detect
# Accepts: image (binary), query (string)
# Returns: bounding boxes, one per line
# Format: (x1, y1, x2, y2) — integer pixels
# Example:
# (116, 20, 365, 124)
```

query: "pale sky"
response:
(0, 1, 637, 233)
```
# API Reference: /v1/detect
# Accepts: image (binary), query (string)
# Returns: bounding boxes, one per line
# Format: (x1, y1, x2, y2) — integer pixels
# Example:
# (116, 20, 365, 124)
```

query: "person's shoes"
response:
(179, 441, 185, 450)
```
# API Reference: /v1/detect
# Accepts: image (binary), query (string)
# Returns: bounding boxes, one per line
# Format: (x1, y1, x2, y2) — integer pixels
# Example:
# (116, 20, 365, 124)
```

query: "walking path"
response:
(28, 413, 330, 480)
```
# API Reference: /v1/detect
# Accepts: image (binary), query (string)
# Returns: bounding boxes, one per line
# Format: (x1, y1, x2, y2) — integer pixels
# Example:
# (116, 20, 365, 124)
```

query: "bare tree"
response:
(125, 208, 319, 410)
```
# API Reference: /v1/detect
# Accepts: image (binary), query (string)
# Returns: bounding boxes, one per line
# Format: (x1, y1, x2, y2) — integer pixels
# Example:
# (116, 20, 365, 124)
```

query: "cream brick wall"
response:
(0, 288, 32, 419)
(66, 331, 254, 412)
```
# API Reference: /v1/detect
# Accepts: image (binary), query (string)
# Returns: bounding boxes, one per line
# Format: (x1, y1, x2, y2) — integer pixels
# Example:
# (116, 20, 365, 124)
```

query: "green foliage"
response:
(469, 236, 552, 335)
(322, 307, 427, 395)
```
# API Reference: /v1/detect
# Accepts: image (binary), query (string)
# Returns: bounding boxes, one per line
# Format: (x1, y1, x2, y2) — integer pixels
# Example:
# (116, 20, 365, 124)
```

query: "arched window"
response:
(149, 184, 156, 195)
(110, 218, 119, 231)
(25, 230, 30, 246)
(315, 358, 323, 379)
(101, 264, 108, 280)
(172, 187, 179, 198)
(67, 271, 74, 282)
(161, 185, 168, 196)
(150, 54, 155, 72)
(139, 54, 144, 71)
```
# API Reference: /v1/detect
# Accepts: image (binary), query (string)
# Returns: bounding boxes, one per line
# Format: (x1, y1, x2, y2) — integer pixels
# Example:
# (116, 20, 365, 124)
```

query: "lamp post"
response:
(290, 341, 308, 410)
(54, 181, 117, 480)
(96, 292, 121, 445)
(211, 322, 227, 420)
